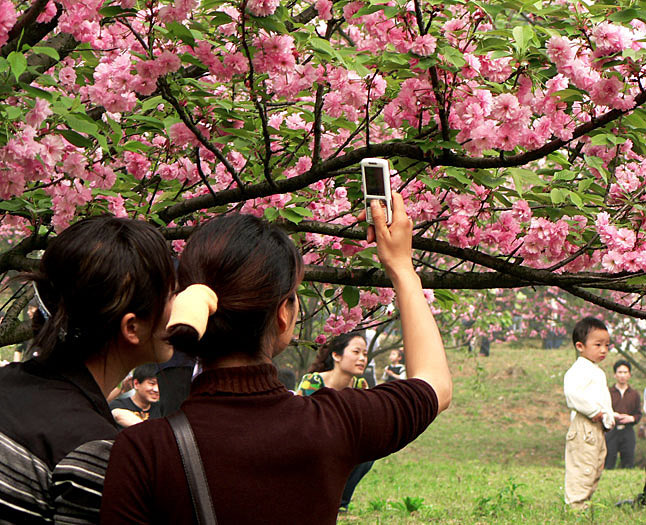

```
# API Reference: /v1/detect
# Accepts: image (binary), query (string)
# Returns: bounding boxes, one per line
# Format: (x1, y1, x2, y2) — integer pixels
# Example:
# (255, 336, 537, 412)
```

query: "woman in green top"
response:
(296, 333, 372, 511)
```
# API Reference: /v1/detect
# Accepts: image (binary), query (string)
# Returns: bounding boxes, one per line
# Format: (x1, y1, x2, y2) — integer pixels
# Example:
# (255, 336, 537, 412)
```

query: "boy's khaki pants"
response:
(564, 412, 606, 508)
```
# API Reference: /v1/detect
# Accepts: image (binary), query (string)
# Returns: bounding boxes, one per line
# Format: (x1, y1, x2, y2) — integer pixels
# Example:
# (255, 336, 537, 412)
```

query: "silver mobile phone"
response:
(360, 158, 392, 225)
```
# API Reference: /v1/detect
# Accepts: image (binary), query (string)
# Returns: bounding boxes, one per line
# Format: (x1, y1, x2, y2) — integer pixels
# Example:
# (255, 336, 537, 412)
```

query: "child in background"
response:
(382, 349, 406, 382)
(563, 317, 615, 509)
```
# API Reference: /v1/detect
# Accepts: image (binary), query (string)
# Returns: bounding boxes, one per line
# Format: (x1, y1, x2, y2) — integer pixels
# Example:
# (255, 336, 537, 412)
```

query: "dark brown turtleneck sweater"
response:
(101, 364, 437, 524)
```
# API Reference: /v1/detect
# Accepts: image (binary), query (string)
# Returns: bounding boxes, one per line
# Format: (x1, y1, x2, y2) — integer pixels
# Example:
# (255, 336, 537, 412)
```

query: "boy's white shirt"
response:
(564, 356, 615, 430)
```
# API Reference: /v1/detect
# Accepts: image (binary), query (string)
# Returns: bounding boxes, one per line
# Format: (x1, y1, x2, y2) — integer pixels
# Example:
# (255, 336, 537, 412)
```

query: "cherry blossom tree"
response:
(3, 0, 646, 352)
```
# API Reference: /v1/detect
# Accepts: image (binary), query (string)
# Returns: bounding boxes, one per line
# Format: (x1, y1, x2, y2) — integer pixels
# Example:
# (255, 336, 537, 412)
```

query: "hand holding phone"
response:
(361, 158, 392, 226)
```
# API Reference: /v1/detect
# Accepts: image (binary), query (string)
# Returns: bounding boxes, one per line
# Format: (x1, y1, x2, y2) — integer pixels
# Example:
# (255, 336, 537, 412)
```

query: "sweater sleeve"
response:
(52, 439, 113, 525)
(309, 378, 438, 463)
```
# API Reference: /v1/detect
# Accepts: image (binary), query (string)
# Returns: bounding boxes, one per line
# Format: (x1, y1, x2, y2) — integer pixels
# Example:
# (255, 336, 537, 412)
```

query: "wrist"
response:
(389, 266, 419, 288)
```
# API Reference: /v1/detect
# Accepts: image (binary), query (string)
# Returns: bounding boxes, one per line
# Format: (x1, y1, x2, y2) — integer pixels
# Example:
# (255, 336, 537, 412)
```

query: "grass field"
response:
(338, 341, 646, 524)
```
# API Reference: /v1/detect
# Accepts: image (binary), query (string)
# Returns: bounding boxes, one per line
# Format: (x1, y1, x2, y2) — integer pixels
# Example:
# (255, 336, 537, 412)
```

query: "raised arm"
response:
(368, 194, 452, 412)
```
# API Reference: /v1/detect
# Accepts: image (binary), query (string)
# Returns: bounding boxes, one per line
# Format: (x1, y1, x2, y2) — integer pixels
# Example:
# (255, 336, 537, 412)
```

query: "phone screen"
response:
(364, 165, 386, 195)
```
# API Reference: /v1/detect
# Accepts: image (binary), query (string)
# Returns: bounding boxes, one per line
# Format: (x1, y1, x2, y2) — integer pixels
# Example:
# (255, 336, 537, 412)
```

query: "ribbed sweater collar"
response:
(190, 363, 285, 395)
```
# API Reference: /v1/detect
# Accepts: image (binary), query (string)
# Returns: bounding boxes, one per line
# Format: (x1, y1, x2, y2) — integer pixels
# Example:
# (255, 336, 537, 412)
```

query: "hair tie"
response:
(32, 282, 51, 320)
(166, 284, 218, 340)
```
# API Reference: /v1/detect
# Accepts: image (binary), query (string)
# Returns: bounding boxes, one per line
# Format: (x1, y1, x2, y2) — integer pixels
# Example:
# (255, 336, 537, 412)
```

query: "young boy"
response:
(382, 348, 406, 382)
(563, 317, 615, 509)
(604, 359, 641, 469)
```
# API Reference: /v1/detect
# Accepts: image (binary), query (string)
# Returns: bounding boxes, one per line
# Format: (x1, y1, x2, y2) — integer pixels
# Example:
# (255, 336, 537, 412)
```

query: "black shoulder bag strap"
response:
(167, 411, 218, 525)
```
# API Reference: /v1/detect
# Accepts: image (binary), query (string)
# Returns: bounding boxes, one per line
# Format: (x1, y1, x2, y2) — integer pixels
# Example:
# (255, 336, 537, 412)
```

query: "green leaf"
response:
(508, 168, 547, 193)
(58, 129, 93, 148)
(264, 207, 279, 221)
(278, 207, 305, 224)
(141, 96, 164, 112)
(99, 5, 136, 17)
(7, 52, 27, 81)
(4, 105, 21, 119)
(0, 199, 25, 212)
(286, 206, 313, 218)
(249, 14, 287, 34)
(20, 84, 55, 102)
(310, 37, 337, 59)
(568, 191, 583, 208)
(66, 114, 99, 136)
(342, 286, 360, 308)
(122, 140, 152, 152)
(165, 21, 196, 47)
(512, 25, 535, 54)
(30, 46, 60, 61)
(553, 89, 583, 102)
(609, 8, 645, 23)
(128, 114, 165, 130)
(550, 188, 565, 204)
(439, 45, 466, 67)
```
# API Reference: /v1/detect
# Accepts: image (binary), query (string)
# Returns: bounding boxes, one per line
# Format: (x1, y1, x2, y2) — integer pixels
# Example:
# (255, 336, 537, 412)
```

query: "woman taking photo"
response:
(296, 333, 374, 512)
(101, 194, 452, 524)
(0, 217, 175, 524)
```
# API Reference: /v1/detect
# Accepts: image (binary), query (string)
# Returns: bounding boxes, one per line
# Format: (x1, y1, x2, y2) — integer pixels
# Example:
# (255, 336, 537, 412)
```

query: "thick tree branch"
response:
(303, 264, 533, 288)
(0, 320, 33, 348)
(161, 221, 646, 293)
(3, 0, 55, 55)
(0, 288, 33, 343)
(0, 235, 46, 274)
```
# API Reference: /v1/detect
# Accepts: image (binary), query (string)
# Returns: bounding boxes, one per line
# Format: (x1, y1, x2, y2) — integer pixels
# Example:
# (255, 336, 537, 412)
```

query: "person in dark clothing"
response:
(101, 194, 452, 524)
(0, 217, 175, 524)
(605, 359, 642, 469)
(110, 364, 163, 428)
(155, 350, 196, 416)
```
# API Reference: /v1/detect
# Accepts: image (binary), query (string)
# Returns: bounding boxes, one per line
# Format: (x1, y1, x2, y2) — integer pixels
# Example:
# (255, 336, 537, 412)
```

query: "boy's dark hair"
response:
(133, 364, 159, 384)
(613, 359, 631, 373)
(572, 317, 607, 347)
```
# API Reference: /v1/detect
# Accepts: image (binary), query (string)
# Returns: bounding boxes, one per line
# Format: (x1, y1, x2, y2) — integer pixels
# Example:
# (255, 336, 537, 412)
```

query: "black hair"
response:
(613, 359, 631, 373)
(308, 332, 366, 373)
(572, 317, 607, 347)
(167, 214, 304, 361)
(133, 364, 160, 383)
(27, 216, 175, 362)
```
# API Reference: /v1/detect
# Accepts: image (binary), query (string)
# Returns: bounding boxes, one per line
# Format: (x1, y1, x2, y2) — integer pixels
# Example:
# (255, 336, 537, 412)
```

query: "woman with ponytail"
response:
(0, 217, 175, 524)
(101, 194, 452, 525)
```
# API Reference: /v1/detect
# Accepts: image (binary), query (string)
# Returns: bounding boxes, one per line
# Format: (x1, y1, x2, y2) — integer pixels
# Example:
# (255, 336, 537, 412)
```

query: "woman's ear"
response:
(120, 313, 142, 345)
(276, 298, 293, 334)
(275, 297, 298, 353)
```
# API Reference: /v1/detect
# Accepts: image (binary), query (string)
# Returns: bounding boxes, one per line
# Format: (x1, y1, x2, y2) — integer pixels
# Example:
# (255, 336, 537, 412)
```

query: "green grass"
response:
(338, 341, 646, 524)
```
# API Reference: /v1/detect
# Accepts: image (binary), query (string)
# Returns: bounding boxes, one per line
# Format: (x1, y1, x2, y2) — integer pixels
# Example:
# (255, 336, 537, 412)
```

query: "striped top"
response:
(0, 357, 118, 524)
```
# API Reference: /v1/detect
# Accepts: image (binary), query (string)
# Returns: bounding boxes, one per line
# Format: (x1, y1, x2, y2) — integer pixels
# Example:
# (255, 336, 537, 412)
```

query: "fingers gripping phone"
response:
(361, 158, 393, 225)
